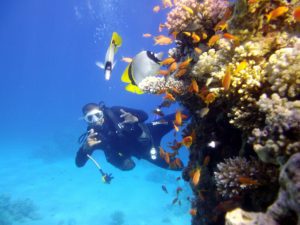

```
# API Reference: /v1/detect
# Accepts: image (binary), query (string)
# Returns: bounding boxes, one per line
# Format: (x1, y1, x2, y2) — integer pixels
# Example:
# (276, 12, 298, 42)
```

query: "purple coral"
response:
(214, 157, 278, 198)
(165, 0, 229, 33)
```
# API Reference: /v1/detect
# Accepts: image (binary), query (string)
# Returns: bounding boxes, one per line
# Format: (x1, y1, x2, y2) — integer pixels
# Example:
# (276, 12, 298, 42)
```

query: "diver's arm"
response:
(75, 129, 102, 168)
(75, 146, 93, 167)
(111, 106, 149, 122)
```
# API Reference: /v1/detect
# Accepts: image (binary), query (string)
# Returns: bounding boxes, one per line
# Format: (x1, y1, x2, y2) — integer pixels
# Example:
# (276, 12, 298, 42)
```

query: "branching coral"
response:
(250, 93, 300, 165)
(265, 37, 300, 98)
(165, 0, 229, 33)
(139, 76, 186, 94)
(214, 157, 278, 198)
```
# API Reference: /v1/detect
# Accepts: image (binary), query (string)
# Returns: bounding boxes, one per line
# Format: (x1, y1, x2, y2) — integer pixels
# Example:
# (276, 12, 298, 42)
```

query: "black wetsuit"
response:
(75, 106, 178, 170)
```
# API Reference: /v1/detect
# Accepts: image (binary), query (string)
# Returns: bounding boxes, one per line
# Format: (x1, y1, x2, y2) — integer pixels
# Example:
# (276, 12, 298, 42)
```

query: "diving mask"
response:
(84, 109, 104, 124)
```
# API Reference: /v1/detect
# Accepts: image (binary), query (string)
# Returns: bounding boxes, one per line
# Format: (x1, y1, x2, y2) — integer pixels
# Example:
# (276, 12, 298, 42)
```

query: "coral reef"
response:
(139, 76, 186, 94)
(251, 93, 300, 165)
(0, 194, 40, 225)
(214, 157, 278, 198)
(140, 0, 300, 224)
(225, 153, 300, 225)
(165, 0, 229, 33)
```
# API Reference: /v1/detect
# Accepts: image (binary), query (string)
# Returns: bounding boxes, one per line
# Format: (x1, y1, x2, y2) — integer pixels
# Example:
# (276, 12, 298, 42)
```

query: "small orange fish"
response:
(223, 6, 233, 21)
(154, 35, 173, 45)
(162, 185, 168, 193)
(238, 177, 259, 185)
(197, 107, 209, 118)
(214, 199, 240, 213)
(171, 87, 181, 94)
(164, 92, 176, 101)
(207, 34, 221, 47)
(169, 140, 182, 151)
(174, 158, 184, 168)
(235, 61, 248, 74)
(189, 208, 197, 216)
(175, 69, 187, 78)
(159, 100, 173, 108)
(121, 57, 133, 63)
(294, 6, 300, 21)
(222, 66, 231, 91)
(214, 20, 228, 31)
(162, 0, 173, 8)
(203, 155, 210, 166)
(173, 123, 179, 132)
(198, 191, 205, 201)
(169, 62, 178, 73)
(178, 57, 192, 69)
(174, 111, 182, 126)
(188, 79, 199, 93)
(183, 32, 201, 43)
(164, 152, 171, 164)
(204, 93, 216, 105)
(171, 31, 178, 39)
(161, 57, 176, 65)
(153, 5, 160, 13)
(266, 6, 289, 23)
(176, 187, 183, 195)
(182, 136, 193, 148)
(158, 70, 170, 76)
(159, 147, 166, 158)
(190, 129, 196, 141)
(192, 168, 201, 186)
(202, 32, 208, 40)
(223, 33, 239, 41)
(194, 47, 202, 54)
(143, 33, 152, 38)
(179, 4, 194, 15)
(172, 197, 179, 205)
(158, 23, 166, 32)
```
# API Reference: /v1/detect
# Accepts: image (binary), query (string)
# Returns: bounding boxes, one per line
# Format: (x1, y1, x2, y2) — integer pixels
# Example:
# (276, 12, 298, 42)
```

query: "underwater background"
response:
(0, 0, 192, 225)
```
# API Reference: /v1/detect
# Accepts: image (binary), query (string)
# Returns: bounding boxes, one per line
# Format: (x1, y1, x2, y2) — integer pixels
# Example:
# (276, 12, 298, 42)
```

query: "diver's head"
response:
(82, 103, 104, 126)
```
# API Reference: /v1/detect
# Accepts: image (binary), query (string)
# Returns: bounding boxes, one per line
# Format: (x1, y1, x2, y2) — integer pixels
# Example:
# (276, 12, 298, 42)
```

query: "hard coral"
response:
(225, 153, 300, 225)
(165, 0, 229, 33)
(265, 37, 300, 98)
(139, 76, 186, 94)
(214, 157, 277, 198)
(251, 93, 300, 165)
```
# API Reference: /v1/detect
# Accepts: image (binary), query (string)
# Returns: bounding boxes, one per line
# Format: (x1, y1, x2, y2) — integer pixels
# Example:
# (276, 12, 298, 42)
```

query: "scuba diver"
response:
(75, 102, 187, 175)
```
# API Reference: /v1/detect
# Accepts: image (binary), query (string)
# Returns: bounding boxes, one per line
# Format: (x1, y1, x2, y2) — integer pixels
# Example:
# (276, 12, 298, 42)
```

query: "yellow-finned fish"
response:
(96, 32, 122, 80)
(121, 51, 163, 94)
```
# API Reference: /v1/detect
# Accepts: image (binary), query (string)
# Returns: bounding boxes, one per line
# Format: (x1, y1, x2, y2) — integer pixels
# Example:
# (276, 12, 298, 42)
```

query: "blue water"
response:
(0, 1, 192, 224)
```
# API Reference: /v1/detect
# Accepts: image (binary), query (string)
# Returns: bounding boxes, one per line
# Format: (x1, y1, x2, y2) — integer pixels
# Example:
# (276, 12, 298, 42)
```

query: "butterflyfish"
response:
(96, 32, 122, 80)
(121, 51, 163, 94)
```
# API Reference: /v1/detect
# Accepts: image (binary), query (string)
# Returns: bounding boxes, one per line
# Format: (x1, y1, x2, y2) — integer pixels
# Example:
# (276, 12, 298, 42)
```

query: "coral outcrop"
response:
(225, 153, 300, 225)
(140, 0, 300, 224)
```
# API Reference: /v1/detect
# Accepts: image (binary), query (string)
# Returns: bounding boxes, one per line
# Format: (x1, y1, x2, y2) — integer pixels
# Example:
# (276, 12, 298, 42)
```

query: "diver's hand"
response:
(83, 129, 101, 151)
(119, 109, 138, 124)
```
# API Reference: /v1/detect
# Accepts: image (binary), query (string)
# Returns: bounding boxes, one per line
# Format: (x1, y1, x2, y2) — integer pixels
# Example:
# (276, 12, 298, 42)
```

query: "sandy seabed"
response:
(0, 143, 192, 225)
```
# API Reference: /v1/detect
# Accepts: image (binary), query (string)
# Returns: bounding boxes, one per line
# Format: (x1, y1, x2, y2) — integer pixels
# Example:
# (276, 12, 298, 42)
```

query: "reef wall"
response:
(142, 0, 300, 224)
